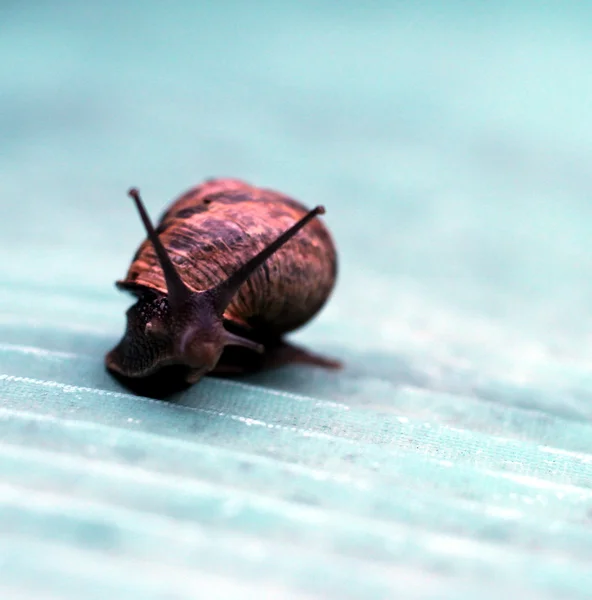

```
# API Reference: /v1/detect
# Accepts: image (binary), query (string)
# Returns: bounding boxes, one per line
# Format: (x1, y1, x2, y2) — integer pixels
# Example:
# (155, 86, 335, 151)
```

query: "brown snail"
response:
(105, 178, 338, 388)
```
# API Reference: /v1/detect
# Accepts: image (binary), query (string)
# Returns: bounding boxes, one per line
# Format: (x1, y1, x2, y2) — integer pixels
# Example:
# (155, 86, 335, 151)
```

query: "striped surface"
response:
(1, 288, 592, 600)
(2, 1, 592, 598)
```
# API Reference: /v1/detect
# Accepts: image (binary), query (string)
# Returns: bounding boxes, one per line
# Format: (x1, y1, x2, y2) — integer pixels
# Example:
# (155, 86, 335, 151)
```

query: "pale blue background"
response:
(1, 1, 592, 598)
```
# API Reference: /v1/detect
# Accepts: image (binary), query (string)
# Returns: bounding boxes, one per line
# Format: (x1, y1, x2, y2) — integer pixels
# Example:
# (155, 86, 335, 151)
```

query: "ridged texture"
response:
(2, 285, 592, 599)
(120, 179, 337, 335)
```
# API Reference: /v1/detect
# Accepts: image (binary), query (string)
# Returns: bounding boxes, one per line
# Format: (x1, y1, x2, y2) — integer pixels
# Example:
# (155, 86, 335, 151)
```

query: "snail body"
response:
(106, 178, 337, 385)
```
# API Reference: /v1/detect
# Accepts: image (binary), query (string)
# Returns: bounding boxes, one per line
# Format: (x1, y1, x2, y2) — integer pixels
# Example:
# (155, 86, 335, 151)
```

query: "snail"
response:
(105, 178, 338, 389)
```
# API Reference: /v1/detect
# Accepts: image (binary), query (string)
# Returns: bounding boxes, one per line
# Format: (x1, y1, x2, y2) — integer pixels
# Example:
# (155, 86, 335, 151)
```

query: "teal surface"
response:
(2, 1, 592, 598)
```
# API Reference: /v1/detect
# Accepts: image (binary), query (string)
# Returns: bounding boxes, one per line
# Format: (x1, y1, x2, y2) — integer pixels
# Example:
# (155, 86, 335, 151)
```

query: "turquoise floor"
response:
(2, 2, 592, 598)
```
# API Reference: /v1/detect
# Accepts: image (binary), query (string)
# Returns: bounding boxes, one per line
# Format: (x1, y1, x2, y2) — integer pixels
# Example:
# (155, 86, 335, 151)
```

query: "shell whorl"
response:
(119, 179, 337, 336)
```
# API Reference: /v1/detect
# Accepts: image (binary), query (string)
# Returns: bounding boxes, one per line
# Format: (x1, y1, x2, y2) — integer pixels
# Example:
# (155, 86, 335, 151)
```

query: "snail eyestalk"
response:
(128, 187, 191, 309)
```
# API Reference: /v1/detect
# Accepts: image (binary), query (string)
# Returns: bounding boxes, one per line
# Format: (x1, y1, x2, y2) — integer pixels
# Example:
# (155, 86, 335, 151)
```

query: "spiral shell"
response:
(119, 178, 337, 336)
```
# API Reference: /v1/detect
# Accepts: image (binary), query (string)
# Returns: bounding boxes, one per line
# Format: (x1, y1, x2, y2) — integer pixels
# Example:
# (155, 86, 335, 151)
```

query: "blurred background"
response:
(2, 1, 592, 599)
(3, 1, 592, 394)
